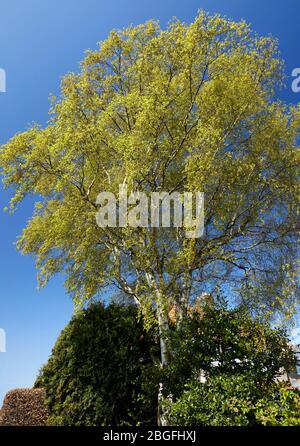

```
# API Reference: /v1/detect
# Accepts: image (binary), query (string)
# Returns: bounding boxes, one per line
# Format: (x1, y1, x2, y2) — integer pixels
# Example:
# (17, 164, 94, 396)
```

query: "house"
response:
(277, 344, 300, 389)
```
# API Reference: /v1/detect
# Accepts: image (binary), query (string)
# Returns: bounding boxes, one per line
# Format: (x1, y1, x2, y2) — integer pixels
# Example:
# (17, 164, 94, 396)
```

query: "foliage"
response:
(0, 389, 49, 426)
(168, 375, 300, 426)
(164, 301, 295, 398)
(255, 383, 300, 426)
(35, 303, 160, 426)
(35, 301, 298, 426)
(0, 11, 298, 328)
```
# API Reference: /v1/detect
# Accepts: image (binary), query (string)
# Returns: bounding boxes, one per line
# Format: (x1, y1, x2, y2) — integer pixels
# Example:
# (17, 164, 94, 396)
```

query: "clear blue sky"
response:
(0, 0, 299, 405)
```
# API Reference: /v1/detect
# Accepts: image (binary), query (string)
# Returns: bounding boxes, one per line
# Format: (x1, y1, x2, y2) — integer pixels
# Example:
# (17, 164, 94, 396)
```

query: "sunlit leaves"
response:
(0, 11, 298, 318)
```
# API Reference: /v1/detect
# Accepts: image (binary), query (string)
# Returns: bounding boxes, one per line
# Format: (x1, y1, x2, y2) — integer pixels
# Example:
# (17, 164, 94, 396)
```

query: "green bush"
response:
(164, 303, 295, 398)
(164, 302, 299, 426)
(168, 375, 300, 426)
(35, 303, 160, 426)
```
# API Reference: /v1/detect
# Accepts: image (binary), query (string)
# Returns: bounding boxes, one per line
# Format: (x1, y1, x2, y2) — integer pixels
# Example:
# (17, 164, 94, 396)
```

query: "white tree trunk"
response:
(156, 294, 172, 426)
(145, 272, 172, 426)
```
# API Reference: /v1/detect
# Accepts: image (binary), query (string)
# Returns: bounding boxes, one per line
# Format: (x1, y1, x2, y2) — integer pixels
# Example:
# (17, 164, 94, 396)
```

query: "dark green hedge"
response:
(35, 303, 160, 426)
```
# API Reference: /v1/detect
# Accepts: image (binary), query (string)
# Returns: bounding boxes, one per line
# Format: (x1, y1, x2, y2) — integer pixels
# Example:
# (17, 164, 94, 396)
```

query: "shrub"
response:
(168, 375, 300, 426)
(164, 302, 299, 426)
(35, 303, 160, 426)
(164, 303, 295, 398)
(0, 388, 49, 426)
